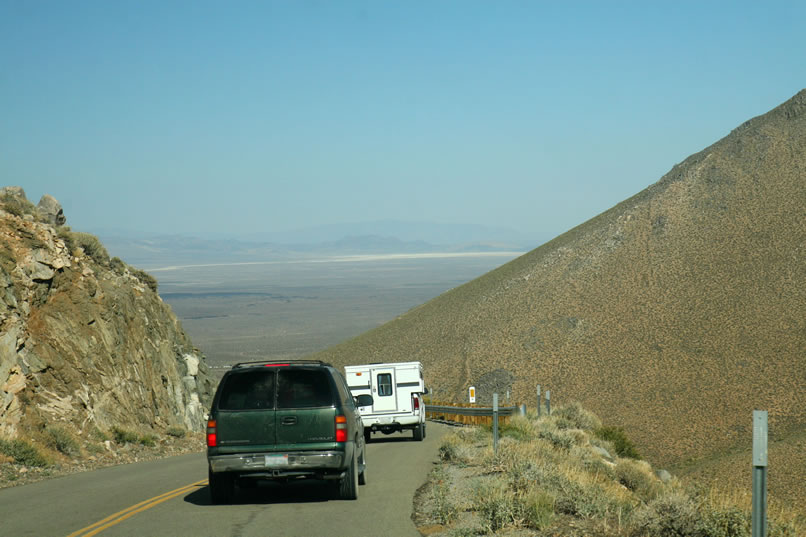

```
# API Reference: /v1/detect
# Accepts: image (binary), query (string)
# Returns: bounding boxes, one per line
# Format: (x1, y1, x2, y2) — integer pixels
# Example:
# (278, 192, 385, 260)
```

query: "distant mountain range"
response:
(96, 221, 546, 268)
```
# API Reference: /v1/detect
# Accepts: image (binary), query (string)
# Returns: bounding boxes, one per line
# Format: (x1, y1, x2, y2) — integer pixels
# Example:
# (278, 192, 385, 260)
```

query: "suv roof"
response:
(230, 359, 334, 369)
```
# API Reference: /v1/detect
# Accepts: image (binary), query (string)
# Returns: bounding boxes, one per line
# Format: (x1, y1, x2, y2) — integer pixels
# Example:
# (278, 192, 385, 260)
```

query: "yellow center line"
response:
(66, 480, 208, 537)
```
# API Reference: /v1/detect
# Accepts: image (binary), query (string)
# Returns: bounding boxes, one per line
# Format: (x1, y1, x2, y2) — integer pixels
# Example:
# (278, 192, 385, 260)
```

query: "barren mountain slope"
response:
(314, 91, 806, 506)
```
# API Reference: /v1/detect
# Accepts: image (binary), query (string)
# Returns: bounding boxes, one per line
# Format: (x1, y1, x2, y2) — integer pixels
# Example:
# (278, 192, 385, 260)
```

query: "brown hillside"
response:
(314, 90, 806, 507)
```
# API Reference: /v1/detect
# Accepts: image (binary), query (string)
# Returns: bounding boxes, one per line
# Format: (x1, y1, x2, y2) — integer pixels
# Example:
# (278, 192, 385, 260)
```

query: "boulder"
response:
(0, 186, 27, 201)
(655, 469, 673, 483)
(37, 194, 66, 226)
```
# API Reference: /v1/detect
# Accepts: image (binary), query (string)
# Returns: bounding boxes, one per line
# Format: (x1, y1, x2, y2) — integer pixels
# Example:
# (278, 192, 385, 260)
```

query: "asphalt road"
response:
(0, 423, 447, 537)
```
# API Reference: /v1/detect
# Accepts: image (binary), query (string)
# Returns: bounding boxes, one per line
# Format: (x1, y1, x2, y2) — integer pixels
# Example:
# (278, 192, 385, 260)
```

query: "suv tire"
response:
(413, 423, 424, 441)
(338, 448, 359, 500)
(209, 468, 235, 505)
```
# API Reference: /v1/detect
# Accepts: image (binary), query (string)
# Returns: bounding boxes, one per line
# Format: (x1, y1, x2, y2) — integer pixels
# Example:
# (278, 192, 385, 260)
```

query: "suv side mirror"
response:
(355, 394, 373, 407)
(422, 387, 429, 395)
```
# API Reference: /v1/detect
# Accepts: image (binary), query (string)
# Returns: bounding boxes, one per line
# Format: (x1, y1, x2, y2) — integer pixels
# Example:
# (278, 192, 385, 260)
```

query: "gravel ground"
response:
(0, 433, 205, 490)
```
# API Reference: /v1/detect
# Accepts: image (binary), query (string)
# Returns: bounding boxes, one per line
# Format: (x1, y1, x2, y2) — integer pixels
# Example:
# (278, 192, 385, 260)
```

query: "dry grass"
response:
(413, 403, 806, 536)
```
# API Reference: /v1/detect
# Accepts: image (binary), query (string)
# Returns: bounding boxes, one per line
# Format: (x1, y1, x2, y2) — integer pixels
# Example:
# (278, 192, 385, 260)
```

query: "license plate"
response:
(265, 454, 289, 466)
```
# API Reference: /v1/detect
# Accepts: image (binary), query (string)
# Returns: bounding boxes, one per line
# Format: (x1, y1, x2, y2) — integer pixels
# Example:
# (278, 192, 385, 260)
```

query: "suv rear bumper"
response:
(209, 450, 345, 474)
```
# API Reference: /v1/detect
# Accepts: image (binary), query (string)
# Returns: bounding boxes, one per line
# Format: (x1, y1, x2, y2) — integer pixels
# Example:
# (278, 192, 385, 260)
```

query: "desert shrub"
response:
(456, 424, 488, 444)
(506, 458, 543, 494)
(439, 435, 460, 462)
(130, 267, 158, 292)
(552, 477, 608, 518)
(85, 442, 105, 455)
(110, 256, 126, 274)
(553, 401, 602, 431)
(631, 492, 708, 537)
(521, 489, 556, 530)
(615, 459, 662, 501)
(56, 226, 75, 251)
(0, 193, 37, 218)
(0, 437, 50, 467)
(439, 434, 474, 465)
(596, 425, 641, 459)
(43, 426, 80, 457)
(166, 426, 186, 438)
(538, 427, 576, 450)
(473, 480, 519, 533)
(573, 446, 616, 479)
(498, 415, 536, 441)
(71, 232, 109, 265)
(768, 516, 805, 537)
(430, 466, 459, 524)
(91, 427, 110, 442)
(111, 427, 139, 445)
(138, 434, 156, 447)
(483, 436, 551, 477)
(702, 505, 750, 537)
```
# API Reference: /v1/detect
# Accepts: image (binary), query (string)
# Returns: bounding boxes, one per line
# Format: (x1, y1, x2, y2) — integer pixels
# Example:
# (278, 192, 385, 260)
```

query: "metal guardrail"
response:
(424, 403, 526, 427)
(425, 404, 521, 417)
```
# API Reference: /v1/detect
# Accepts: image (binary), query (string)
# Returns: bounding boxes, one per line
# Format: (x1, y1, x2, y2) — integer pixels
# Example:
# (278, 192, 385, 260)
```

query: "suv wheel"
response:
(413, 423, 424, 441)
(337, 448, 359, 500)
(209, 468, 235, 505)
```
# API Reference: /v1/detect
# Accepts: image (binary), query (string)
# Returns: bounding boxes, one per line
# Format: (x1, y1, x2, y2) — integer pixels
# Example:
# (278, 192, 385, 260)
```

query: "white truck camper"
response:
(344, 361, 428, 442)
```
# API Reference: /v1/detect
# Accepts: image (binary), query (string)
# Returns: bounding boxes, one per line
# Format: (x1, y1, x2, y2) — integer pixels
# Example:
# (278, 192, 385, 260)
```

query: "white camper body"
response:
(344, 361, 427, 441)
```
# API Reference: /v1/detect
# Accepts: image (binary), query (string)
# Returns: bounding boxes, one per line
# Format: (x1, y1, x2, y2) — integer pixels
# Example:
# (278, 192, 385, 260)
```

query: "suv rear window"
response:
(217, 369, 276, 410)
(278, 369, 333, 409)
(216, 367, 335, 410)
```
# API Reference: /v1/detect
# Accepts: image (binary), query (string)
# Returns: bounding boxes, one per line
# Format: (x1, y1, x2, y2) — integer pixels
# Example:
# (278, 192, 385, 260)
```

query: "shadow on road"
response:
(184, 479, 339, 506)
(365, 433, 420, 444)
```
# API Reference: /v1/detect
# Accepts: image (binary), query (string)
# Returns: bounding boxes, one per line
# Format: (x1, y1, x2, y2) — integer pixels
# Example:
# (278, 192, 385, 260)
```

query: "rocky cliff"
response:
(0, 188, 214, 451)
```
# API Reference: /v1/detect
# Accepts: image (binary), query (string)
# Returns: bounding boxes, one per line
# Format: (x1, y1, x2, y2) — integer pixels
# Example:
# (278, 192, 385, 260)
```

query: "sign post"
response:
(752, 410, 768, 537)
(468, 386, 476, 404)
(545, 389, 551, 416)
(537, 385, 541, 417)
(492, 393, 499, 456)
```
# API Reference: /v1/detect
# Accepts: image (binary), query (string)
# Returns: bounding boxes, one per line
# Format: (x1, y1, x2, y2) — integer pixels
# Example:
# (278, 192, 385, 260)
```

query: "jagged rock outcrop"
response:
(0, 189, 214, 443)
(36, 195, 66, 227)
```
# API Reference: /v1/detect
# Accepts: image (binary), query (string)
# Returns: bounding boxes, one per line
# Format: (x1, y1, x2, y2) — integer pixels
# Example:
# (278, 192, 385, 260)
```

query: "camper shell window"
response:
(377, 373, 393, 396)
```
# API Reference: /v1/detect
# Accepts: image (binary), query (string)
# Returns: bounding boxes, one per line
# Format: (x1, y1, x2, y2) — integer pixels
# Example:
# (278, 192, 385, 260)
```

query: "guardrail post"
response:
(752, 410, 768, 537)
(545, 390, 551, 416)
(492, 393, 499, 456)
(537, 385, 541, 417)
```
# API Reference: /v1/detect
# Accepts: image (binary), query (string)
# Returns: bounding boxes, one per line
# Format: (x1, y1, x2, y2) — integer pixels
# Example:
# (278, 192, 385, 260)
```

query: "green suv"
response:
(206, 360, 373, 503)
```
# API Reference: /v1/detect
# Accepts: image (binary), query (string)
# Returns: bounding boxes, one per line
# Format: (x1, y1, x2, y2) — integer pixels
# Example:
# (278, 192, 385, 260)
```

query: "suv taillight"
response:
(206, 419, 217, 447)
(335, 415, 347, 443)
(413, 395, 420, 411)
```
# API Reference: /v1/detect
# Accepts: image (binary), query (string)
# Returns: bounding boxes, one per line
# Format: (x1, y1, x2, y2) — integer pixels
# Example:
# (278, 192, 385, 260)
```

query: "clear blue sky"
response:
(2, 1, 804, 242)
